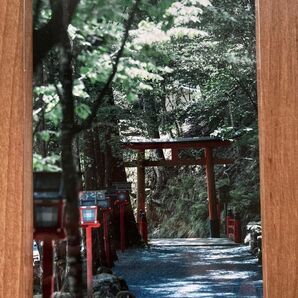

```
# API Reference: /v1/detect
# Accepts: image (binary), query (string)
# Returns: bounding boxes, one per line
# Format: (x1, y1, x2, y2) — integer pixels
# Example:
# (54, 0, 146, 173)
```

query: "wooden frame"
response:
(0, 0, 297, 296)
(0, 0, 32, 296)
(256, 0, 298, 297)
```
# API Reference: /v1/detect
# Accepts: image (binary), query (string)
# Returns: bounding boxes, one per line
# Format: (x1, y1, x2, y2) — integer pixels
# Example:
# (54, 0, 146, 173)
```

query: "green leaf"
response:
(73, 80, 89, 98)
(127, 92, 138, 102)
(33, 153, 61, 172)
(38, 131, 50, 142)
(75, 103, 91, 120)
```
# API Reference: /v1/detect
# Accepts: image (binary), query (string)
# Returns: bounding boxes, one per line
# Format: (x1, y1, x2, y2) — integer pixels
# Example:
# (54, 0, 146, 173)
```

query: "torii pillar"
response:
(205, 147, 220, 238)
(137, 150, 146, 240)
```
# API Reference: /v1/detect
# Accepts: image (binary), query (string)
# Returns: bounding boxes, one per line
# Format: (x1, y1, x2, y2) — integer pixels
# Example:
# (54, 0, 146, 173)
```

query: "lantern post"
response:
(79, 191, 101, 298)
(97, 191, 113, 267)
(113, 183, 131, 252)
(33, 172, 66, 298)
(139, 209, 148, 244)
(234, 211, 242, 243)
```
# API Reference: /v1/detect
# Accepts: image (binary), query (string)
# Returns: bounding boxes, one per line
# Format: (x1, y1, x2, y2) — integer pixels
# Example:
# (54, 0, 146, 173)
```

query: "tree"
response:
(34, 0, 141, 295)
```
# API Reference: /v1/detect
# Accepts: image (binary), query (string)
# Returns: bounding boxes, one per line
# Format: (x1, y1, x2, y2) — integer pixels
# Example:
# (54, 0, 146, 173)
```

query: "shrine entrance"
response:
(123, 137, 232, 239)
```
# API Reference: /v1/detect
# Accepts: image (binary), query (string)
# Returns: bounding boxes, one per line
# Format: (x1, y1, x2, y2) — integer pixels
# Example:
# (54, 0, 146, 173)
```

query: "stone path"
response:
(113, 239, 263, 298)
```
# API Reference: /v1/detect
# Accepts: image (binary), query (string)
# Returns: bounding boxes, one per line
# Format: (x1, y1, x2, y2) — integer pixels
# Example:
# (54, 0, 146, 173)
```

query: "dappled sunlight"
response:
(207, 270, 256, 280)
(114, 243, 263, 297)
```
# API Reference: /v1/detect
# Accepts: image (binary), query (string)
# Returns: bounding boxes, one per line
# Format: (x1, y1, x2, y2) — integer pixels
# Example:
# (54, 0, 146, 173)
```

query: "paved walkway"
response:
(150, 238, 238, 247)
(113, 239, 263, 298)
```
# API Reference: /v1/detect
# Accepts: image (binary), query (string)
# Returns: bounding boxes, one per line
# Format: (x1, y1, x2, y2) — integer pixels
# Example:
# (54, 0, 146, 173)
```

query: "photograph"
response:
(0, 0, 297, 297)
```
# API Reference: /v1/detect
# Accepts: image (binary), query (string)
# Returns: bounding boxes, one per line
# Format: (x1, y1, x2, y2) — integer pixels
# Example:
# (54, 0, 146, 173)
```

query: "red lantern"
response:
(80, 206, 99, 226)
(33, 172, 65, 240)
(33, 172, 66, 298)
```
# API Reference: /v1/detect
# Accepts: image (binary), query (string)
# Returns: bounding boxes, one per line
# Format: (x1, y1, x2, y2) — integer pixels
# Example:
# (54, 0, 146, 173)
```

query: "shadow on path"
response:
(113, 240, 263, 298)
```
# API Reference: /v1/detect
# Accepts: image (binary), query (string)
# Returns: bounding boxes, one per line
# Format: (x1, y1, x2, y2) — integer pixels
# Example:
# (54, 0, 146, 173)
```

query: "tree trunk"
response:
(83, 128, 107, 270)
(83, 129, 101, 190)
(104, 125, 141, 248)
(104, 88, 141, 247)
(61, 131, 83, 297)
(142, 94, 168, 204)
(60, 25, 83, 296)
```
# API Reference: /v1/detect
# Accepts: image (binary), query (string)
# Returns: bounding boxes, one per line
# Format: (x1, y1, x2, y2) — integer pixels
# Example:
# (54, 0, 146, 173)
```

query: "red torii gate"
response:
(123, 137, 232, 239)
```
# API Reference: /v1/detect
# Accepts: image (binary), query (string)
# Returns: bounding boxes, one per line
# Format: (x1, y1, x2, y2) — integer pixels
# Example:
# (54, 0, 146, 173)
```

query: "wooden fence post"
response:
(256, 1, 298, 297)
(0, 0, 32, 297)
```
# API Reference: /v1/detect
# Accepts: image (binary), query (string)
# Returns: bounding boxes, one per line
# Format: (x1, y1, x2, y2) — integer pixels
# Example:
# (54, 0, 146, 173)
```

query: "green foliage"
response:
(33, 0, 260, 237)
(33, 153, 61, 171)
(75, 103, 91, 119)
(150, 173, 210, 238)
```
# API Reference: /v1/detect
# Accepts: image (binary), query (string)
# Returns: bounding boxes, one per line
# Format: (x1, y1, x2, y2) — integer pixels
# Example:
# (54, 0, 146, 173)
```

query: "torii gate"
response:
(123, 137, 232, 239)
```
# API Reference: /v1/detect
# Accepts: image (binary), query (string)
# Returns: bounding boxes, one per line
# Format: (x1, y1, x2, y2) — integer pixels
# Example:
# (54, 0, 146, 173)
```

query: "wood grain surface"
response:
(0, 0, 32, 297)
(256, 1, 298, 297)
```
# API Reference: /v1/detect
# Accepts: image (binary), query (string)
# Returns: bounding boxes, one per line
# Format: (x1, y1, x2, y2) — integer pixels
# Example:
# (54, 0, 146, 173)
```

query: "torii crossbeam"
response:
(123, 137, 233, 239)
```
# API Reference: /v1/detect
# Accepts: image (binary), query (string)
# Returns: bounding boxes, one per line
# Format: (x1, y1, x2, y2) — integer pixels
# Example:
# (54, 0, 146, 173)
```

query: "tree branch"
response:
(228, 71, 258, 112)
(33, 0, 80, 72)
(73, 0, 141, 135)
